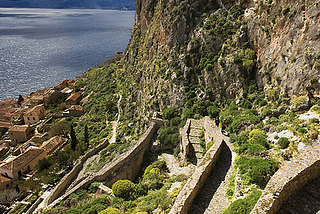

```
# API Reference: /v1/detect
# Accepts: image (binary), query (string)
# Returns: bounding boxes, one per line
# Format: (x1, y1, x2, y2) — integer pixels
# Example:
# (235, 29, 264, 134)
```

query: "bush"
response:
(162, 107, 179, 120)
(98, 208, 121, 214)
(223, 189, 262, 214)
(112, 180, 135, 200)
(236, 157, 278, 188)
(207, 105, 220, 119)
(237, 143, 266, 156)
(157, 126, 180, 146)
(278, 137, 290, 149)
(249, 129, 269, 148)
(310, 77, 318, 84)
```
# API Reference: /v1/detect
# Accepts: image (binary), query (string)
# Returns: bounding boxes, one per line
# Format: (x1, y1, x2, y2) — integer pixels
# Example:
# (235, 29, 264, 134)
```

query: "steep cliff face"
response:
(83, 0, 319, 128)
(120, 0, 256, 121)
(246, 0, 320, 97)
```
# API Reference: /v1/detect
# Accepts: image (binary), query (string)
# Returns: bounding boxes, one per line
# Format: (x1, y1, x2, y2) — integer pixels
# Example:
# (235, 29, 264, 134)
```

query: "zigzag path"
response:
(188, 119, 235, 214)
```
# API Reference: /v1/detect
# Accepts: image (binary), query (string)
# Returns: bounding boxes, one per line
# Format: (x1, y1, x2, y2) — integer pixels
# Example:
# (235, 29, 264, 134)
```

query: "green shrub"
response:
(157, 126, 180, 146)
(248, 129, 268, 148)
(236, 157, 278, 188)
(223, 189, 262, 214)
(310, 105, 320, 114)
(162, 107, 179, 120)
(112, 180, 135, 200)
(278, 137, 290, 149)
(170, 117, 182, 126)
(282, 7, 290, 15)
(237, 143, 266, 156)
(310, 78, 317, 84)
(98, 208, 121, 214)
(207, 105, 220, 119)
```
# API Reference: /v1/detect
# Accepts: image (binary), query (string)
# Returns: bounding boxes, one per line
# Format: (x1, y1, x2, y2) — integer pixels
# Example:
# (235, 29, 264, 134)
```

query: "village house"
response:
(41, 136, 66, 155)
(63, 105, 83, 117)
(0, 122, 11, 137)
(0, 147, 46, 190)
(0, 98, 17, 108)
(8, 125, 33, 146)
(23, 105, 46, 125)
(65, 93, 81, 107)
(0, 108, 14, 122)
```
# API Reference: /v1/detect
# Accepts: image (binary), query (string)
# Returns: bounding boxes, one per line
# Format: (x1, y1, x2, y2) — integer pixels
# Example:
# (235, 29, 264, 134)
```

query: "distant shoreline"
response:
(0, 7, 135, 11)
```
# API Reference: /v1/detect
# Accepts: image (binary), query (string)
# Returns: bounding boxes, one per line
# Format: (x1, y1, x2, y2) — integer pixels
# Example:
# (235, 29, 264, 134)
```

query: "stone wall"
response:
(46, 119, 162, 209)
(250, 144, 320, 214)
(169, 117, 225, 214)
(179, 119, 191, 165)
(45, 139, 110, 205)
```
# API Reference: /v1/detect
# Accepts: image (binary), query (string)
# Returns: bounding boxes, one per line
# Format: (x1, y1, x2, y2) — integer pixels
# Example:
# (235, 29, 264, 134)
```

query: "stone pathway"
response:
(188, 118, 205, 165)
(189, 135, 235, 214)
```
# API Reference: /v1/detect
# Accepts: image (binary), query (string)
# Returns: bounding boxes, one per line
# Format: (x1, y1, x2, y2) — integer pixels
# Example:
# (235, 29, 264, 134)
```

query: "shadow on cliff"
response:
(188, 141, 231, 214)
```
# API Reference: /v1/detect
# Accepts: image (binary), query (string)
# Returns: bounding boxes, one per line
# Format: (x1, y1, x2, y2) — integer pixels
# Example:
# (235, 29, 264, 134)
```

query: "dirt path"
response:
(161, 153, 194, 177)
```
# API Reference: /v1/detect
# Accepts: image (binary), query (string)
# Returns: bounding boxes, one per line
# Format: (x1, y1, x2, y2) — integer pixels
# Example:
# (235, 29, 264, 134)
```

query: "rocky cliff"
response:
(82, 0, 319, 128)
(246, 0, 320, 97)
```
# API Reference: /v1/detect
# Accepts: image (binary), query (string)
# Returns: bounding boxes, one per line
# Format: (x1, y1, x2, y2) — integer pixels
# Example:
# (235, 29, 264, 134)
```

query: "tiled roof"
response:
(9, 125, 31, 132)
(1, 147, 44, 173)
(66, 93, 81, 102)
(24, 105, 44, 116)
(41, 136, 65, 154)
(0, 174, 12, 182)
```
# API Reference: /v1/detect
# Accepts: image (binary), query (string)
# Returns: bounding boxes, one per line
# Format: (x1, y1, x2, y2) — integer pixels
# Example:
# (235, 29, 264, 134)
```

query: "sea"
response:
(0, 8, 135, 101)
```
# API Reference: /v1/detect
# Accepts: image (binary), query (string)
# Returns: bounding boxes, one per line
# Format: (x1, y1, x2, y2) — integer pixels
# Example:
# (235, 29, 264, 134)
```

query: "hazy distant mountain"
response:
(0, 0, 135, 10)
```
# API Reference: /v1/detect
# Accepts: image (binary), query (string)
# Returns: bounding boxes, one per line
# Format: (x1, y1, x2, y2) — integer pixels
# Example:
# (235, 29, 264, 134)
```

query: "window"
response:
(27, 117, 30, 120)
(33, 117, 35, 120)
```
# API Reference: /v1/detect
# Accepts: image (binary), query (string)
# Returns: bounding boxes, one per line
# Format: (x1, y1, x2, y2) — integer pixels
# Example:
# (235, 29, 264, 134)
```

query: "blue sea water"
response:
(0, 8, 135, 101)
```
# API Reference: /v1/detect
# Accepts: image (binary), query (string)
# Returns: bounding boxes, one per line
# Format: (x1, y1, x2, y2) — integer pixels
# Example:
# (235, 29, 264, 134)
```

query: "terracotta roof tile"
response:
(1, 147, 44, 173)
(9, 125, 31, 132)
(66, 93, 81, 102)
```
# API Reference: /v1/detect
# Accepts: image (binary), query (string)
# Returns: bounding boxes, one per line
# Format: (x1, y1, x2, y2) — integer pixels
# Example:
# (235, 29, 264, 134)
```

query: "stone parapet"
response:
(45, 120, 162, 209)
(45, 139, 110, 206)
(250, 144, 320, 214)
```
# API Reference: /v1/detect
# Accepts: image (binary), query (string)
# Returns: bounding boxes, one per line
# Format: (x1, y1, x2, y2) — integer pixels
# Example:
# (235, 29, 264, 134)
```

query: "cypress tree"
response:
(70, 125, 78, 151)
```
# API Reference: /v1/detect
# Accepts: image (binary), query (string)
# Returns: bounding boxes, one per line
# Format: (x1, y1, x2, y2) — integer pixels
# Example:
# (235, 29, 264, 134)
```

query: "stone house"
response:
(65, 93, 81, 107)
(23, 105, 46, 125)
(0, 147, 46, 190)
(41, 136, 66, 155)
(62, 105, 83, 117)
(0, 108, 14, 122)
(8, 125, 33, 146)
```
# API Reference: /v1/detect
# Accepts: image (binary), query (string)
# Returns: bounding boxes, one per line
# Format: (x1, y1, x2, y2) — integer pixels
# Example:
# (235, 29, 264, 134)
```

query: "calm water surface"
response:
(0, 8, 134, 101)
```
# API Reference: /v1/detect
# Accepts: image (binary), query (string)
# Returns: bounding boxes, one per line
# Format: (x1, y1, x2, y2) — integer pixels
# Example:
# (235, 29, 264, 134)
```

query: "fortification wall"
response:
(46, 139, 109, 205)
(251, 144, 320, 214)
(46, 119, 162, 209)
(169, 117, 225, 214)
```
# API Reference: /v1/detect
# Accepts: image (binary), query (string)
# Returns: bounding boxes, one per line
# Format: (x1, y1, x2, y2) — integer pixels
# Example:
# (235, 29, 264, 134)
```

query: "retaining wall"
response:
(250, 144, 320, 214)
(169, 117, 225, 214)
(46, 119, 162, 209)
(45, 139, 110, 205)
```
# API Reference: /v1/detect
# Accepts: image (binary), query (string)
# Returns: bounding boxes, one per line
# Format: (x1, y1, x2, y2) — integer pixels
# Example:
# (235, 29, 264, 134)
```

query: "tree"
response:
(17, 95, 24, 106)
(70, 125, 78, 151)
